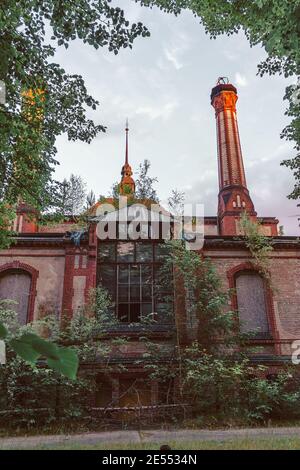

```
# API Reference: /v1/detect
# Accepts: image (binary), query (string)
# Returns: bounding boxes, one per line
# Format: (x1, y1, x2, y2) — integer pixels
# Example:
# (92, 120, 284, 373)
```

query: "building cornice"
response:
(203, 235, 300, 250)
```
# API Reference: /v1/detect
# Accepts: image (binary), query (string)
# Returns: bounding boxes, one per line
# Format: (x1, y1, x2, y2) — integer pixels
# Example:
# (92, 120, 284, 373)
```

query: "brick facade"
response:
(1, 79, 299, 408)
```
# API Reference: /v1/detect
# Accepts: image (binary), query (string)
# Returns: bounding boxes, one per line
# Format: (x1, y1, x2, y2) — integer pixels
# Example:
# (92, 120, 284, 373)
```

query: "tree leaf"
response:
(31, 336, 60, 360)
(47, 347, 79, 380)
(9, 334, 41, 364)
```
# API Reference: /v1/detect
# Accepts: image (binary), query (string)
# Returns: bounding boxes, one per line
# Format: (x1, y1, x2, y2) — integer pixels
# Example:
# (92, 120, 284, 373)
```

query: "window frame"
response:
(0, 261, 39, 324)
(227, 262, 278, 344)
(234, 270, 271, 339)
(97, 240, 173, 324)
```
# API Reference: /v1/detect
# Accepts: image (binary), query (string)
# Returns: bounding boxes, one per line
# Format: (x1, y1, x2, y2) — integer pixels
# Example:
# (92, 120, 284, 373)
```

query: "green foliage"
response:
(0, 321, 7, 339)
(147, 240, 300, 425)
(168, 189, 185, 216)
(164, 240, 237, 351)
(0, 288, 118, 429)
(0, 1, 150, 249)
(281, 81, 300, 200)
(0, 202, 15, 249)
(239, 212, 273, 279)
(135, 159, 159, 202)
(182, 343, 300, 423)
(54, 174, 87, 217)
(0, 299, 79, 380)
(1, 324, 78, 380)
(86, 190, 96, 210)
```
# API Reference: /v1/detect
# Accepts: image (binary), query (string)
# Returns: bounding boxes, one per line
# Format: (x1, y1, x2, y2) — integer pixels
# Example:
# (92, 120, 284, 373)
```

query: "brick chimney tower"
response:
(211, 77, 257, 235)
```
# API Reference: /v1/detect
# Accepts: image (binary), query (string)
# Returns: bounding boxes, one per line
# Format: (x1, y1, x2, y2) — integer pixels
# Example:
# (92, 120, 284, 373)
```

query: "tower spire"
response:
(211, 78, 256, 235)
(119, 119, 135, 196)
(125, 118, 129, 165)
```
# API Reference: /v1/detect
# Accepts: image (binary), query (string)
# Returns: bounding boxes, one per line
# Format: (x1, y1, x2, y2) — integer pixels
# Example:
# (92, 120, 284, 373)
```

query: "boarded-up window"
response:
(235, 272, 270, 337)
(0, 270, 31, 324)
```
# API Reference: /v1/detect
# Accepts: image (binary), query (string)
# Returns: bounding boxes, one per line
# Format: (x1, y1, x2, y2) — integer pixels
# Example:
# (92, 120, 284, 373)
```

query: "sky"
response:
(53, 0, 299, 235)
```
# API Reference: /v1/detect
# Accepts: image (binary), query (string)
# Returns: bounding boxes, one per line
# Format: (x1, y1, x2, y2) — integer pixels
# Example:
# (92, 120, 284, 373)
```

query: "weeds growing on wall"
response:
(239, 212, 274, 280)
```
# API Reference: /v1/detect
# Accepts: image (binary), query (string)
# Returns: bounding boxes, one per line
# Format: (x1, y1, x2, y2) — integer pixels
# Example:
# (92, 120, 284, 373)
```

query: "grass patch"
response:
(4, 437, 300, 450)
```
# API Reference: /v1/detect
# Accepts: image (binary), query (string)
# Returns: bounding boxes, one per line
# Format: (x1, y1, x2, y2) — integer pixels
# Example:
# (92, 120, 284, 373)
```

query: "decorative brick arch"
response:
(0, 261, 39, 323)
(227, 262, 279, 347)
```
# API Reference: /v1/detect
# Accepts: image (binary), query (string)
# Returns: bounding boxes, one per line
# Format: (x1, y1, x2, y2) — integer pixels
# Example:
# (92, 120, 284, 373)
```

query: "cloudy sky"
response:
(53, 1, 299, 235)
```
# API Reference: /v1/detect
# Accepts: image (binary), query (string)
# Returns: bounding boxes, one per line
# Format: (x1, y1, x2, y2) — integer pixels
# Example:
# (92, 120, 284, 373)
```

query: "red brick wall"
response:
(203, 247, 300, 356)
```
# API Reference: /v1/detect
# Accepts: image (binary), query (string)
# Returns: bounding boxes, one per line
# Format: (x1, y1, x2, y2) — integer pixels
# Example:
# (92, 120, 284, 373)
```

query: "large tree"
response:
(137, 0, 300, 201)
(0, 0, 150, 245)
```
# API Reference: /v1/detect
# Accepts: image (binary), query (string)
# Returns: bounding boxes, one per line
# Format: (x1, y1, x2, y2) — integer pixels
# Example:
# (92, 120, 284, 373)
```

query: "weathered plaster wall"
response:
(0, 248, 65, 320)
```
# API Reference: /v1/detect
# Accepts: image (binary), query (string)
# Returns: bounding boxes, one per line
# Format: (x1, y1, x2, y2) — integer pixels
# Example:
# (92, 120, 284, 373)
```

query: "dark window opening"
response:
(118, 303, 141, 323)
(95, 378, 113, 407)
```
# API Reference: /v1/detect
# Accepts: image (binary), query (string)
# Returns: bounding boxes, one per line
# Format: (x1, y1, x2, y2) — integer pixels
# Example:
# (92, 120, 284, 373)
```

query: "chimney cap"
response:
(211, 82, 237, 104)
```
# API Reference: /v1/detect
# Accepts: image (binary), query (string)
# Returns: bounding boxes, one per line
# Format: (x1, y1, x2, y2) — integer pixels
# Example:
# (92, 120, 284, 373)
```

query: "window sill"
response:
(98, 323, 175, 338)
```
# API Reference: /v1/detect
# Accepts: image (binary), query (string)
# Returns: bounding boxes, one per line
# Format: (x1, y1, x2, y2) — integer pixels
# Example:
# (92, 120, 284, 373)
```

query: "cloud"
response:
(235, 72, 248, 87)
(135, 101, 179, 121)
(164, 47, 183, 70)
(163, 31, 192, 70)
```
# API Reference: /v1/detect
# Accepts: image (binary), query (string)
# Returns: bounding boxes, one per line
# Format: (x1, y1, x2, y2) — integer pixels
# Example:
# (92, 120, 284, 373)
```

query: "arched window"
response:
(0, 270, 32, 325)
(235, 271, 270, 338)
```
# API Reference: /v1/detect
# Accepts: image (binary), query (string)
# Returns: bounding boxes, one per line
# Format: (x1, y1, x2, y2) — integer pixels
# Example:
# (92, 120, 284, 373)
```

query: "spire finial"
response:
(125, 118, 129, 165)
(217, 77, 229, 85)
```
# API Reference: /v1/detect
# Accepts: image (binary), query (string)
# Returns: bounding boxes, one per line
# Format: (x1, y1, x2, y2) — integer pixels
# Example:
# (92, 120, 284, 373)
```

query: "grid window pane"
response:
(154, 243, 170, 261)
(118, 286, 128, 302)
(130, 265, 140, 284)
(99, 266, 115, 296)
(98, 243, 115, 261)
(142, 286, 152, 301)
(98, 241, 173, 324)
(118, 266, 129, 284)
(118, 304, 130, 322)
(130, 285, 140, 302)
(141, 265, 152, 284)
(136, 243, 153, 262)
(142, 303, 153, 316)
(117, 242, 135, 262)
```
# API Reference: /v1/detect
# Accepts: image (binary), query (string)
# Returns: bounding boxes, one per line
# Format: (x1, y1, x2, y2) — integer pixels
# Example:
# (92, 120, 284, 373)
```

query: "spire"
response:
(125, 118, 129, 165)
(119, 119, 135, 196)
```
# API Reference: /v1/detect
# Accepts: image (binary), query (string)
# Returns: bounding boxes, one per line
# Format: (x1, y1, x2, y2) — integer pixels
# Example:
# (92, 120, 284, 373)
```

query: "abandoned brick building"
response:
(0, 79, 300, 410)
